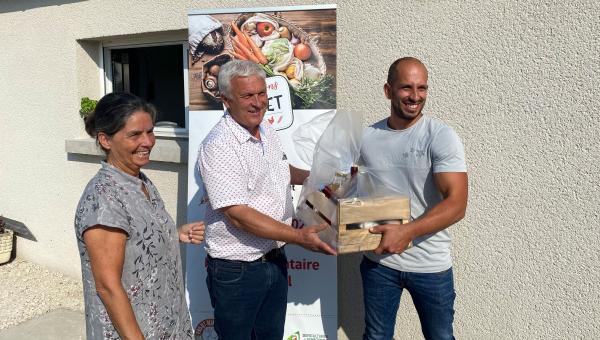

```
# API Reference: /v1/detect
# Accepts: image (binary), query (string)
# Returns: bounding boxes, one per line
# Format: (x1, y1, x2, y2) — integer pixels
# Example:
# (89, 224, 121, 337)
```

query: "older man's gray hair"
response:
(218, 60, 266, 99)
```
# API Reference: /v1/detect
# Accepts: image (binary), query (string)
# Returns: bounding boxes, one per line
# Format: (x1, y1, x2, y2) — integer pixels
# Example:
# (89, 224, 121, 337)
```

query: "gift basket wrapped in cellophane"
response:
(294, 110, 411, 254)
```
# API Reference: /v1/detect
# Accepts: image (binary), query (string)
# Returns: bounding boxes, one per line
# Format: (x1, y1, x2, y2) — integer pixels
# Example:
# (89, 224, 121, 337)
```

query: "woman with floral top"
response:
(75, 92, 204, 340)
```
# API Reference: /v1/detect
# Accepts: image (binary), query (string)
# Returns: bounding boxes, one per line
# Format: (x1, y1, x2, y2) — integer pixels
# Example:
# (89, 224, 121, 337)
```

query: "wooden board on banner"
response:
(305, 192, 410, 254)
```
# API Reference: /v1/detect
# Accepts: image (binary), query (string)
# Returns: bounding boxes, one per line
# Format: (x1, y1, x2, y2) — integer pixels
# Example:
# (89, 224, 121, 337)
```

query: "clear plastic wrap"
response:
(295, 110, 363, 248)
(292, 110, 336, 169)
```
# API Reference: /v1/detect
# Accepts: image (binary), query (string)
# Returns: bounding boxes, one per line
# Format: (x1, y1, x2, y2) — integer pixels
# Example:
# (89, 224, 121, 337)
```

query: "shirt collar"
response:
(385, 114, 427, 132)
(100, 161, 148, 185)
(224, 111, 267, 144)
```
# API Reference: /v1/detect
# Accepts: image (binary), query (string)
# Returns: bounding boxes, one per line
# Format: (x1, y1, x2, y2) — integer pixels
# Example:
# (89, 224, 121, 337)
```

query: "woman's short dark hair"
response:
(84, 93, 156, 144)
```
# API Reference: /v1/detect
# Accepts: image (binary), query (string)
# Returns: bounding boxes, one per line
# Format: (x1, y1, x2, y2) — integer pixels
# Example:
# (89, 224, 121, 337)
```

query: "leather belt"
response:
(208, 247, 285, 263)
(253, 247, 284, 263)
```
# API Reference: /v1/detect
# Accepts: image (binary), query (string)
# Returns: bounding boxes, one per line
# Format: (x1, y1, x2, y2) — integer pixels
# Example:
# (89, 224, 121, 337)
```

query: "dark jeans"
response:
(360, 256, 456, 340)
(206, 249, 288, 340)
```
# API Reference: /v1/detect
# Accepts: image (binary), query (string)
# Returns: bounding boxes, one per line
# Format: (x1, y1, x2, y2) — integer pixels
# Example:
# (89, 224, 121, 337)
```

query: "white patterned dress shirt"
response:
(198, 114, 293, 261)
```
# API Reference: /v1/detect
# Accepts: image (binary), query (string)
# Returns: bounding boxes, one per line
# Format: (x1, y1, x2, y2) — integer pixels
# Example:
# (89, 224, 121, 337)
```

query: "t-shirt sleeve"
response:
(431, 126, 467, 173)
(199, 141, 250, 209)
(76, 189, 131, 239)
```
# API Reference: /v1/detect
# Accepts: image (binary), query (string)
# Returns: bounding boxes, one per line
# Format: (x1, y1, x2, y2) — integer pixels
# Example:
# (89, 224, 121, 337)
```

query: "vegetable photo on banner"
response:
(228, 13, 335, 109)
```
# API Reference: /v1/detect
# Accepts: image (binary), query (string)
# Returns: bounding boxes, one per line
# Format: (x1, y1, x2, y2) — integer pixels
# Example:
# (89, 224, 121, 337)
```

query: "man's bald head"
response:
(387, 57, 428, 86)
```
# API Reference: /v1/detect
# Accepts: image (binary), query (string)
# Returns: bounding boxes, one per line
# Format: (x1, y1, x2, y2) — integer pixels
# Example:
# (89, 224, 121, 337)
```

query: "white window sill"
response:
(65, 138, 188, 164)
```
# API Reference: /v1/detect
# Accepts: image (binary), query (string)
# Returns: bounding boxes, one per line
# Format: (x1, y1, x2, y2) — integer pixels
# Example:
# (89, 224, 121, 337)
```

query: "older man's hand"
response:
(178, 221, 205, 244)
(296, 224, 337, 255)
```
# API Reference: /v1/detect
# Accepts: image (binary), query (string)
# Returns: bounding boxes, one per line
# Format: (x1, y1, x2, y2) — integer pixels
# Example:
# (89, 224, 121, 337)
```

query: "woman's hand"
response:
(178, 221, 205, 244)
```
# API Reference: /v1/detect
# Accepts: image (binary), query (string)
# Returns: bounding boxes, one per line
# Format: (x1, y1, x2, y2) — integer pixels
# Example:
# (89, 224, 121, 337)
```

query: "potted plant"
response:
(79, 97, 98, 120)
(0, 217, 13, 264)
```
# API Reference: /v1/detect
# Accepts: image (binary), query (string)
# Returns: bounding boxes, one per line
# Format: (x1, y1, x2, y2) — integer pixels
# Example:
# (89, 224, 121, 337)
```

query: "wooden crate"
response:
(304, 192, 410, 254)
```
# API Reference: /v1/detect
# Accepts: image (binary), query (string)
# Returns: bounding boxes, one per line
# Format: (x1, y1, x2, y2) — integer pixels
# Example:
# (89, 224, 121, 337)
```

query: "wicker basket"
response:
(0, 229, 13, 264)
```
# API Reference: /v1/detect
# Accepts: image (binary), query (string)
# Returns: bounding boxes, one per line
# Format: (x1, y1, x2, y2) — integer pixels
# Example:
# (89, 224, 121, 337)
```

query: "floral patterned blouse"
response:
(74, 162, 193, 340)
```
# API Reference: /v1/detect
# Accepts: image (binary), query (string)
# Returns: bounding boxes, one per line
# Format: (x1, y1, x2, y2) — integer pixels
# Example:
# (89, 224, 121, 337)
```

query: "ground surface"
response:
(0, 259, 83, 330)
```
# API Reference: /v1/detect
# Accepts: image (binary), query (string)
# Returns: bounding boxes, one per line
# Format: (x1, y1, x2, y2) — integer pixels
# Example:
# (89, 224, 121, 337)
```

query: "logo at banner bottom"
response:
(195, 319, 217, 340)
(287, 330, 329, 340)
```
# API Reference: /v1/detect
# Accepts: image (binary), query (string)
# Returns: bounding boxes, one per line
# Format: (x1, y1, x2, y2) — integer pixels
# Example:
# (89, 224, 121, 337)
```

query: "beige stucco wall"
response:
(0, 0, 598, 339)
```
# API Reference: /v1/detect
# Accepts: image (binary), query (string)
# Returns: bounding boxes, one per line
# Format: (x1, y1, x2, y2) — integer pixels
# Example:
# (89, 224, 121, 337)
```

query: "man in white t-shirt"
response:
(198, 60, 336, 340)
(359, 57, 468, 340)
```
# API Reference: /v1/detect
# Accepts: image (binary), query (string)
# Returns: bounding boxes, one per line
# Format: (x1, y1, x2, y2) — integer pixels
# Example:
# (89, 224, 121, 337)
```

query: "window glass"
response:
(109, 45, 185, 128)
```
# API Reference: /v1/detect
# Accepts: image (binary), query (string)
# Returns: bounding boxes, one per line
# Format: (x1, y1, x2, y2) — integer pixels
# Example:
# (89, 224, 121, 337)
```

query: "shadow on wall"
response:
(1, 216, 36, 242)
(338, 252, 366, 338)
(67, 153, 102, 165)
(0, 0, 87, 14)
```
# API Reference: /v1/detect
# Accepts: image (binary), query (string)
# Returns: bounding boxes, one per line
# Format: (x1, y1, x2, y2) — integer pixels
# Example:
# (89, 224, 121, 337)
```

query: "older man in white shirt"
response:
(198, 60, 335, 340)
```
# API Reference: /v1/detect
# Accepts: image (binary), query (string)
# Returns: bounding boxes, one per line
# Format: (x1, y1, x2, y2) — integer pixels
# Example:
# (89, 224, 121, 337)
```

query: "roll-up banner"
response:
(186, 5, 337, 339)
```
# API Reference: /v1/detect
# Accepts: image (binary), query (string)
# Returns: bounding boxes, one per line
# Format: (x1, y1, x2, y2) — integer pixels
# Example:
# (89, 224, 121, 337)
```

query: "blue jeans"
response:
(206, 250, 288, 340)
(360, 256, 456, 340)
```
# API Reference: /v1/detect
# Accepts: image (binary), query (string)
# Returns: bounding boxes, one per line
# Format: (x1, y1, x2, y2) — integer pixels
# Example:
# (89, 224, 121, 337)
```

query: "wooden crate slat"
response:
(338, 196, 410, 225)
(305, 191, 338, 226)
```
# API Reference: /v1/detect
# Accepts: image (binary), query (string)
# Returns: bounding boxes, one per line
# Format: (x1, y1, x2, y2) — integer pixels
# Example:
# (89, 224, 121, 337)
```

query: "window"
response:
(104, 42, 189, 137)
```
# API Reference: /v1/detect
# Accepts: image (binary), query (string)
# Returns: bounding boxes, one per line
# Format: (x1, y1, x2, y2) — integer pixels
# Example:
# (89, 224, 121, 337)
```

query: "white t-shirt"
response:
(198, 114, 292, 261)
(360, 115, 467, 273)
